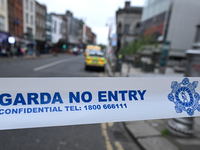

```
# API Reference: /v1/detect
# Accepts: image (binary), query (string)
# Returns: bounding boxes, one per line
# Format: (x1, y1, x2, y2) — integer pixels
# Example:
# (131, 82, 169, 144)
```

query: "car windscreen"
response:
(88, 50, 104, 57)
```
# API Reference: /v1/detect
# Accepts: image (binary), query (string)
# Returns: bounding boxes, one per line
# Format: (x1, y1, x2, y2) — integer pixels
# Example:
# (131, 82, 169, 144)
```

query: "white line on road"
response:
(34, 57, 80, 71)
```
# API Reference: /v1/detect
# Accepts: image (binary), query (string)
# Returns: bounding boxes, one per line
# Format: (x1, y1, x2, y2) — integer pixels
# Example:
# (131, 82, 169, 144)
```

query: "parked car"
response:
(85, 45, 101, 57)
(85, 50, 106, 71)
(73, 47, 79, 55)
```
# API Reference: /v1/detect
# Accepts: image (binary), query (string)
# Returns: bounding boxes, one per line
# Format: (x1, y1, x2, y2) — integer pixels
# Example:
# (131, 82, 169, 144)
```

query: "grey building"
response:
(65, 11, 81, 48)
(35, 1, 46, 53)
(142, 0, 200, 58)
(78, 20, 84, 45)
(23, 0, 35, 41)
(116, 1, 142, 54)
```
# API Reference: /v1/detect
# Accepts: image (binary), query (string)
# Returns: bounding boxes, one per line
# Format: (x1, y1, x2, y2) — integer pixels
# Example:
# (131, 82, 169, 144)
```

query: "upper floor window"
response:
(118, 22, 122, 34)
(26, 0, 28, 9)
(195, 27, 200, 43)
(26, 13, 28, 23)
(30, 1, 33, 11)
(30, 15, 33, 24)
(1, 0, 4, 7)
(124, 24, 130, 34)
(54, 20, 57, 33)
(60, 23, 62, 34)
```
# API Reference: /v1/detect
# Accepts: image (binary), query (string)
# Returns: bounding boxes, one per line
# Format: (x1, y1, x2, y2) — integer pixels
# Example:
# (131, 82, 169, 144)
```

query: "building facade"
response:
(142, 0, 200, 58)
(116, 1, 142, 54)
(65, 11, 80, 48)
(35, 1, 46, 53)
(53, 14, 68, 45)
(91, 32, 96, 45)
(48, 10, 96, 50)
(8, 0, 23, 37)
(0, 0, 9, 32)
(78, 20, 84, 45)
(23, 0, 35, 41)
(51, 13, 63, 44)
(141, 0, 172, 40)
(85, 25, 92, 44)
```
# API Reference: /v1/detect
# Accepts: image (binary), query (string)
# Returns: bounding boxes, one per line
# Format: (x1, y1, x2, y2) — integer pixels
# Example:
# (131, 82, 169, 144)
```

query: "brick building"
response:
(8, 0, 23, 37)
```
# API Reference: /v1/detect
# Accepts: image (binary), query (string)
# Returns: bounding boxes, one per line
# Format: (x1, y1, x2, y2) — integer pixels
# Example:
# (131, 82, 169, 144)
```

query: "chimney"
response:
(125, 1, 131, 8)
(66, 10, 73, 17)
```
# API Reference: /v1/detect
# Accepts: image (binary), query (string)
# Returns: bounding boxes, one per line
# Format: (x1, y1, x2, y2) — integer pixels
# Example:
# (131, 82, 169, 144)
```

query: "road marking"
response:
(108, 122, 114, 128)
(99, 73, 105, 77)
(101, 123, 113, 150)
(34, 57, 79, 71)
(114, 141, 124, 150)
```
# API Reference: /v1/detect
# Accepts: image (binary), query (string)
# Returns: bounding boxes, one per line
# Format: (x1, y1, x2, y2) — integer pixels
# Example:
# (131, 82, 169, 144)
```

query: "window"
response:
(30, 1, 33, 11)
(54, 20, 56, 33)
(124, 24, 130, 34)
(1, 0, 4, 7)
(26, 13, 28, 23)
(195, 27, 200, 43)
(118, 22, 122, 34)
(25, 0, 28, 9)
(0, 15, 5, 31)
(27, 27, 32, 35)
(30, 15, 33, 24)
(46, 34, 51, 41)
(60, 23, 62, 34)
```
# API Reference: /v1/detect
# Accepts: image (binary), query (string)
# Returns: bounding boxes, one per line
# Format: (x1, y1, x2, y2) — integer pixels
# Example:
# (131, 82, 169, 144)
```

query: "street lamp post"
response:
(167, 50, 200, 137)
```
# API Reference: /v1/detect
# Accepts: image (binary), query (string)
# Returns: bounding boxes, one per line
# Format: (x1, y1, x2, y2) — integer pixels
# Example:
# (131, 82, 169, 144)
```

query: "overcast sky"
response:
(37, 0, 145, 45)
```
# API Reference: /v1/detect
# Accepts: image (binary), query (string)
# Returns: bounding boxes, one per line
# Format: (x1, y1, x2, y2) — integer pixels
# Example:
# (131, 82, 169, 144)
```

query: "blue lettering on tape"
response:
(0, 92, 63, 106)
(98, 90, 146, 102)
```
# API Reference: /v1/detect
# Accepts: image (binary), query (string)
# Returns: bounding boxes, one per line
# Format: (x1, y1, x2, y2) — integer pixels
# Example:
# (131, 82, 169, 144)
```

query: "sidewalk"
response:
(106, 62, 184, 77)
(106, 62, 200, 150)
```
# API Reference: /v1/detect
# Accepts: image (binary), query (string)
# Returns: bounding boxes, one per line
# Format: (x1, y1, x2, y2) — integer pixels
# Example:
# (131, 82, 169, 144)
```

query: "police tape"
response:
(0, 77, 200, 130)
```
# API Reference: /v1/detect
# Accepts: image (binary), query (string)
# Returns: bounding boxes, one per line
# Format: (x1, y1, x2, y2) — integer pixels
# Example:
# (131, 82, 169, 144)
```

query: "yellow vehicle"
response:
(85, 45, 101, 57)
(85, 49, 106, 71)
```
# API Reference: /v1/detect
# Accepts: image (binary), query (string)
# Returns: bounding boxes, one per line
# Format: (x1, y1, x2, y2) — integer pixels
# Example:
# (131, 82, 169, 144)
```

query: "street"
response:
(0, 54, 141, 150)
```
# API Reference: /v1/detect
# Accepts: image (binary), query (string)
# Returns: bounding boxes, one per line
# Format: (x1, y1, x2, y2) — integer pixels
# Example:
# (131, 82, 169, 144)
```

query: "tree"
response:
(98, 44, 106, 50)
(121, 34, 158, 58)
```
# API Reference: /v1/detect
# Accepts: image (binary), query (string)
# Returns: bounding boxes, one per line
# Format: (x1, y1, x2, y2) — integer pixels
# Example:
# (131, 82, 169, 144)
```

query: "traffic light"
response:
(63, 45, 66, 49)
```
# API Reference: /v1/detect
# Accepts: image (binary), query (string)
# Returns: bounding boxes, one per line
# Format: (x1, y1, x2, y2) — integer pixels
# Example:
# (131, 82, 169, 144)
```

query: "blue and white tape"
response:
(0, 77, 200, 130)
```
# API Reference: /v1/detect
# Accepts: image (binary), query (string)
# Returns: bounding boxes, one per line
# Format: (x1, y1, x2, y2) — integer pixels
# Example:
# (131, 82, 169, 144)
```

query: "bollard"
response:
(167, 50, 200, 137)
(115, 58, 122, 72)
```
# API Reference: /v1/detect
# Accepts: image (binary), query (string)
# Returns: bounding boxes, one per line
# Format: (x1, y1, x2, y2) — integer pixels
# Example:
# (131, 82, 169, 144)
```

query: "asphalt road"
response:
(0, 54, 141, 150)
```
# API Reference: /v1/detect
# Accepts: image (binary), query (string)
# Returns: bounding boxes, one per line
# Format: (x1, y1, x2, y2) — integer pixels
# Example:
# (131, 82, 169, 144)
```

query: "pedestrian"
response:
(21, 47, 25, 56)
(25, 46, 29, 56)
(17, 45, 21, 56)
(2, 47, 7, 57)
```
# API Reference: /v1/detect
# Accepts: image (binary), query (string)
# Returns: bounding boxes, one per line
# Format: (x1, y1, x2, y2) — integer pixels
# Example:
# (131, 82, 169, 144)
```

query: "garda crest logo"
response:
(168, 78, 200, 116)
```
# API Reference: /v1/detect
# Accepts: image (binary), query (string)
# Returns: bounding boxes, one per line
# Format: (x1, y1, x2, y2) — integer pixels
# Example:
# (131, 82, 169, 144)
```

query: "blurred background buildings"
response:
(116, 1, 142, 54)
(1, 0, 200, 60)
(0, 0, 97, 55)
(115, 0, 200, 63)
